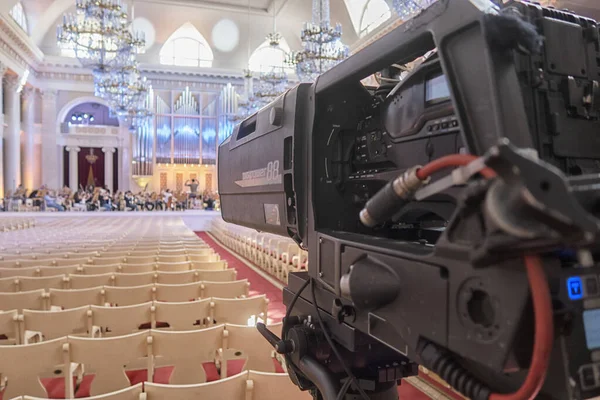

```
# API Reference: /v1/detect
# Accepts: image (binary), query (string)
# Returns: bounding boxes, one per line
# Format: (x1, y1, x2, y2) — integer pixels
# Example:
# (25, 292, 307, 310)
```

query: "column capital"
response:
(0, 62, 8, 77)
(40, 89, 58, 101)
(66, 146, 81, 153)
(3, 75, 20, 92)
(102, 147, 116, 153)
(22, 86, 36, 103)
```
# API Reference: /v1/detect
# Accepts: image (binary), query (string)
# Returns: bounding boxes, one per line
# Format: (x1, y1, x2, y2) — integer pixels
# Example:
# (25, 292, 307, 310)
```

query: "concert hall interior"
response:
(0, 0, 599, 399)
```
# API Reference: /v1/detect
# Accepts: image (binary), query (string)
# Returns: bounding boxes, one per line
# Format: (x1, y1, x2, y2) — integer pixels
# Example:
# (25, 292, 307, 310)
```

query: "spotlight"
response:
(90, 116, 95, 122)
(71, 115, 77, 121)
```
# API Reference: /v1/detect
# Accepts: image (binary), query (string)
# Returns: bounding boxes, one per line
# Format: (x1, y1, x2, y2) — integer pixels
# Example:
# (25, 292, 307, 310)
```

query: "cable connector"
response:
(359, 166, 429, 228)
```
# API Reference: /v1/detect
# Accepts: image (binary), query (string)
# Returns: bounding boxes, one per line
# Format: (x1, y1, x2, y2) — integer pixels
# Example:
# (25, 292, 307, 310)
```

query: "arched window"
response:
(248, 35, 293, 74)
(160, 23, 214, 68)
(344, 0, 391, 37)
(9, 2, 28, 34)
(360, 0, 391, 36)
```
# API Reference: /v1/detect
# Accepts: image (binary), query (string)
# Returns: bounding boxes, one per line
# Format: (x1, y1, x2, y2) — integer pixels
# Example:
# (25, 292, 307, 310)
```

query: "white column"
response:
(118, 122, 131, 191)
(22, 87, 36, 190)
(102, 147, 115, 192)
(41, 89, 59, 189)
(3, 74, 21, 193)
(66, 146, 80, 191)
(0, 62, 8, 198)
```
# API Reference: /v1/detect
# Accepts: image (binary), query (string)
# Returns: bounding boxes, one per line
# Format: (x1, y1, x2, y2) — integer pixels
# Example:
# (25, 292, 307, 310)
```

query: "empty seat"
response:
(0, 309, 19, 344)
(104, 284, 155, 306)
(123, 255, 158, 265)
(212, 296, 268, 325)
(154, 262, 191, 272)
(89, 257, 126, 266)
(39, 265, 84, 277)
(21, 383, 144, 400)
(0, 337, 69, 398)
(52, 258, 91, 267)
(202, 280, 249, 299)
(69, 273, 116, 289)
(80, 264, 121, 275)
(22, 306, 89, 343)
(0, 267, 37, 279)
(196, 269, 236, 282)
(225, 323, 282, 373)
(144, 371, 247, 400)
(68, 331, 149, 397)
(17, 275, 67, 292)
(90, 302, 153, 337)
(120, 263, 156, 274)
(187, 254, 219, 263)
(49, 287, 104, 309)
(0, 289, 46, 312)
(155, 282, 202, 302)
(115, 272, 156, 287)
(0, 276, 17, 292)
(156, 255, 188, 264)
(154, 299, 211, 330)
(151, 325, 225, 384)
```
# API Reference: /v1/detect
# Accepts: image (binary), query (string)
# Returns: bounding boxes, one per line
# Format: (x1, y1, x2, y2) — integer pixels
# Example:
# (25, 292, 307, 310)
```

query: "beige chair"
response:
(0, 289, 46, 312)
(90, 302, 153, 337)
(187, 254, 219, 263)
(22, 306, 90, 343)
(104, 284, 155, 306)
(51, 258, 91, 267)
(0, 337, 69, 399)
(123, 255, 158, 265)
(188, 261, 227, 271)
(153, 299, 211, 330)
(69, 273, 116, 289)
(0, 267, 37, 279)
(202, 280, 250, 299)
(196, 269, 236, 282)
(68, 331, 150, 397)
(212, 296, 268, 325)
(183, 249, 214, 256)
(155, 262, 191, 272)
(0, 309, 19, 344)
(151, 325, 225, 384)
(155, 282, 202, 302)
(22, 382, 144, 400)
(39, 265, 84, 277)
(144, 370, 248, 400)
(16, 275, 66, 292)
(247, 371, 311, 400)
(49, 287, 104, 309)
(115, 272, 156, 287)
(155, 270, 197, 285)
(89, 257, 126, 266)
(225, 323, 282, 373)
(156, 255, 188, 264)
(0, 276, 17, 292)
(119, 263, 156, 274)
(80, 264, 121, 275)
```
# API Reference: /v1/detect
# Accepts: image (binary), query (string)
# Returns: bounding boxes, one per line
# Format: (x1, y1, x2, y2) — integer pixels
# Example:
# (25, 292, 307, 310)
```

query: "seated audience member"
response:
(163, 189, 173, 210)
(44, 191, 65, 211)
(125, 191, 138, 211)
(29, 187, 43, 208)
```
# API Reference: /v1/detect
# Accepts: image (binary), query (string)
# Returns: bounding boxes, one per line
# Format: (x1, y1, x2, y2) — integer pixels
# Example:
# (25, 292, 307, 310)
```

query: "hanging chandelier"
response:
(57, 0, 145, 72)
(96, 66, 150, 117)
(287, 0, 348, 83)
(391, 0, 438, 19)
(254, 33, 289, 105)
(230, 69, 261, 122)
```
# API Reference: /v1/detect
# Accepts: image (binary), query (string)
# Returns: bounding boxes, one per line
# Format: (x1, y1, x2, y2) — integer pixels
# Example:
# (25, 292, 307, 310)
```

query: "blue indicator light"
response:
(567, 276, 584, 300)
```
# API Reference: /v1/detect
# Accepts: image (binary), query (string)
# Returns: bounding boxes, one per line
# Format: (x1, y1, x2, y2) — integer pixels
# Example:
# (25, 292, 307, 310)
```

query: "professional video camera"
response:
(218, 0, 600, 399)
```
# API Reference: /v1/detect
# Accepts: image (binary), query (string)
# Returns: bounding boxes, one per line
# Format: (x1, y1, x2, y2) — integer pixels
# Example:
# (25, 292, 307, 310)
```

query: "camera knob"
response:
(270, 107, 283, 126)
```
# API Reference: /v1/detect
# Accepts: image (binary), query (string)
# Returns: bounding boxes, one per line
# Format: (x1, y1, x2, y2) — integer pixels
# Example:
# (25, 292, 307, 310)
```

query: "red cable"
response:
(417, 155, 553, 400)
(489, 255, 553, 400)
(416, 154, 496, 180)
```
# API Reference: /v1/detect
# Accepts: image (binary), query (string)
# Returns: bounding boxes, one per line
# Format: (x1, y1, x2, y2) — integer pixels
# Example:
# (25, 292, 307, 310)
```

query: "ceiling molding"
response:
(135, 0, 271, 15)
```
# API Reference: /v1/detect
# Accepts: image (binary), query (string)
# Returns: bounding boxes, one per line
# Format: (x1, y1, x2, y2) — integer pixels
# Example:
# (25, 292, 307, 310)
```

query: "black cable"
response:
(336, 378, 352, 400)
(310, 279, 370, 400)
(283, 277, 311, 332)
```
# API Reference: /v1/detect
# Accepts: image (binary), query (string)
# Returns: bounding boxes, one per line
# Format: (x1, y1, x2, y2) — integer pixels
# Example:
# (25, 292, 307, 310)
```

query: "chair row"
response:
(0, 295, 269, 344)
(0, 254, 220, 268)
(0, 280, 251, 311)
(0, 218, 35, 232)
(0, 252, 218, 265)
(0, 324, 292, 399)
(0, 246, 212, 258)
(0, 269, 238, 292)
(211, 219, 308, 283)
(0, 260, 228, 278)
(8, 371, 310, 400)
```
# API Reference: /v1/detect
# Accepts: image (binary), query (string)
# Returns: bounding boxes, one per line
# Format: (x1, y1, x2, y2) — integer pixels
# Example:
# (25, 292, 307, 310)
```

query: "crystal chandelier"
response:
(57, 0, 145, 72)
(254, 33, 289, 105)
(287, 0, 349, 83)
(392, 0, 438, 19)
(230, 70, 261, 122)
(96, 65, 150, 117)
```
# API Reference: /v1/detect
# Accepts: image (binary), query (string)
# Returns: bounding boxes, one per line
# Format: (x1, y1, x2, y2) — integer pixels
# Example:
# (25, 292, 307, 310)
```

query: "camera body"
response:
(219, 1, 600, 399)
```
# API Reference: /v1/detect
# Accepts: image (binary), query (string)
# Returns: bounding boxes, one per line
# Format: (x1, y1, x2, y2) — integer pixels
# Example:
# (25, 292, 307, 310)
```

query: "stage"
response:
(0, 210, 221, 231)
